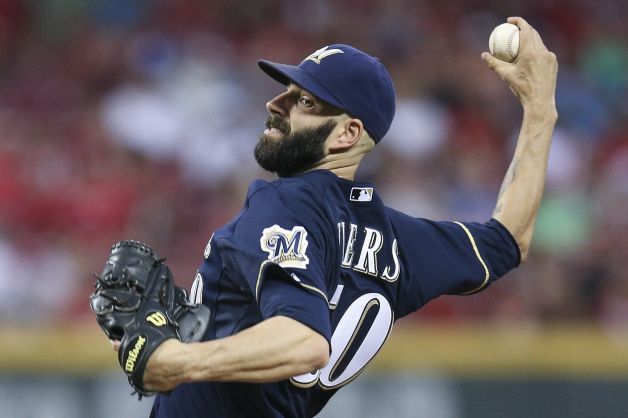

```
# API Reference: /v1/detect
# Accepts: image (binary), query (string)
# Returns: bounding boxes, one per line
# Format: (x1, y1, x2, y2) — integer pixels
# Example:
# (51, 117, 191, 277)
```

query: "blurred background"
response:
(0, 0, 627, 417)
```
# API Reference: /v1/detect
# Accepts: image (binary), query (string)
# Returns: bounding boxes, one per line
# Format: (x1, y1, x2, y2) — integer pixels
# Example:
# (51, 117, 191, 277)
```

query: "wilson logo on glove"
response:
(90, 239, 211, 398)
(124, 335, 147, 373)
(146, 311, 168, 326)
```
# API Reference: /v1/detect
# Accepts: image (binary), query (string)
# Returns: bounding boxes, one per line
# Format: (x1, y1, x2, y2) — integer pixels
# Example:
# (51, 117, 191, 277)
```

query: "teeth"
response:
(264, 126, 285, 136)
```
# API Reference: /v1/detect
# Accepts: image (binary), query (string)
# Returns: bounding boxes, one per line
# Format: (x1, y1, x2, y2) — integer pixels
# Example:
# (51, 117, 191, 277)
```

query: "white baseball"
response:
(489, 23, 520, 63)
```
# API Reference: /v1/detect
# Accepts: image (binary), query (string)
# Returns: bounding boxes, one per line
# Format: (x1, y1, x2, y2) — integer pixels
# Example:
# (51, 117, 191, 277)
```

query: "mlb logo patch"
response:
(350, 187, 373, 202)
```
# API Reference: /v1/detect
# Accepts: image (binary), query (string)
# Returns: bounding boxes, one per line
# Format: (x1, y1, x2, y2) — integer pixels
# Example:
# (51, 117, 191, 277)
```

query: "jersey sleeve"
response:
(219, 182, 332, 341)
(389, 210, 521, 317)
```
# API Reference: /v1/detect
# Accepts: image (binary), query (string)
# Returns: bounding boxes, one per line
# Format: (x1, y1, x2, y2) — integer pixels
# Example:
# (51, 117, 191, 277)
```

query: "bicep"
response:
(396, 216, 520, 315)
(257, 263, 332, 342)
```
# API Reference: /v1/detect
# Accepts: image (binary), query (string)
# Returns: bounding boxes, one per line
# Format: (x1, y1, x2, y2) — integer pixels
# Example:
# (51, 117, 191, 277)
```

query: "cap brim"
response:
(258, 60, 345, 110)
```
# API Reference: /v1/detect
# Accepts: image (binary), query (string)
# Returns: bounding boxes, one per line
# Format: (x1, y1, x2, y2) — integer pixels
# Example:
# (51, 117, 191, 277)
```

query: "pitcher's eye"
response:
(298, 96, 314, 107)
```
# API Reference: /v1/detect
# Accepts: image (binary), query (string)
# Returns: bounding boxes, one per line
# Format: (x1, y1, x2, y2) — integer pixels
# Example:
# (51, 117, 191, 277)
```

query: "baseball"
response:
(489, 23, 520, 62)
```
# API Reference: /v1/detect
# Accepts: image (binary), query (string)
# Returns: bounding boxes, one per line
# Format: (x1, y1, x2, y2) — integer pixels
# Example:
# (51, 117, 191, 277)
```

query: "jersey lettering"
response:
(353, 227, 383, 276)
(190, 272, 203, 304)
(204, 233, 214, 259)
(291, 292, 393, 390)
(380, 239, 400, 282)
(329, 284, 344, 310)
(338, 223, 399, 281)
(340, 222, 358, 268)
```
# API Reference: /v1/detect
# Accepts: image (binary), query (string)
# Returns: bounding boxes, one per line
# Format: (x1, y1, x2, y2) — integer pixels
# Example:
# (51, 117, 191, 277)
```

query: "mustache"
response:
(265, 115, 290, 134)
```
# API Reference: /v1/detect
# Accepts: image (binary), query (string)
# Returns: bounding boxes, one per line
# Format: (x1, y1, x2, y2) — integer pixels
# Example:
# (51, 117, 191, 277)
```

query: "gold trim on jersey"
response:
(454, 222, 490, 295)
(290, 370, 321, 388)
(298, 282, 330, 305)
(256, 260, 329, 306)
(255, 260, 272, 301)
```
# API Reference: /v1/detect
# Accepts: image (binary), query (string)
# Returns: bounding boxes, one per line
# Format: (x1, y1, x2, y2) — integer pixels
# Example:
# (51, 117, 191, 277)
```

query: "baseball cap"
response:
(258, 44, 396, 143)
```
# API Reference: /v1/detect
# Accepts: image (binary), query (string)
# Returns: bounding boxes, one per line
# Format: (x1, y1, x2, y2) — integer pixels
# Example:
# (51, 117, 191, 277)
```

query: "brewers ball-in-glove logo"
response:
(260, 225, 310, 269)
(303, 46, 344, 64)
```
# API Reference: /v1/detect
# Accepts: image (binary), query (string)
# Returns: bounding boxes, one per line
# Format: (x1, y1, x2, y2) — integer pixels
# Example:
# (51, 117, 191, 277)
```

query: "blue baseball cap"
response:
(258, 44, 396, 143)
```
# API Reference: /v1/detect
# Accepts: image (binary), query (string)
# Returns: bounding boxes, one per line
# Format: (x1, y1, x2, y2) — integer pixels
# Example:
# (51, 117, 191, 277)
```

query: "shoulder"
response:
(383, 206, 423, 228)
(247, 171, 339, 208)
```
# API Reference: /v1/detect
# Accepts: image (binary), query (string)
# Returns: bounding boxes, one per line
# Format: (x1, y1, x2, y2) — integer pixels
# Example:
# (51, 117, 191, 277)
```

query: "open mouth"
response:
(264, 126, 284, 136)
(265, 116, 289, 136)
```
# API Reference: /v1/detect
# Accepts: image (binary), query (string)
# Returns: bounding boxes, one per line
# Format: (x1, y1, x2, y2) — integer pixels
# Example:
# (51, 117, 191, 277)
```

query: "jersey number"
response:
(291, 292, 393, 390)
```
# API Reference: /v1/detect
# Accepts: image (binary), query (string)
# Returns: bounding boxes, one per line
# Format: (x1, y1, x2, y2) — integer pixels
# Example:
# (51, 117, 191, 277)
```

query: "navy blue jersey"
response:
(151, 170, 520, 418)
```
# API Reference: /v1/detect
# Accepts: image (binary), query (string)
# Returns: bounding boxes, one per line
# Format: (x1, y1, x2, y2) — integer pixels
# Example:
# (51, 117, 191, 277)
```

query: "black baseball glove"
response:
(90, 240, 210, 398)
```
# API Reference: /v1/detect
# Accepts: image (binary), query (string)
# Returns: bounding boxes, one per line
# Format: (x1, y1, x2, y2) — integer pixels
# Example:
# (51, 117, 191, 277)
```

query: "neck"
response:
(287, 135, 375, 181)
(307, 155, 361, 180)
(306, 136, 375, 180)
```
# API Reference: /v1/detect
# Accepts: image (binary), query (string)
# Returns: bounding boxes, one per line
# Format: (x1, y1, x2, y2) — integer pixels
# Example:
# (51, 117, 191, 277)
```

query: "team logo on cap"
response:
(350, 187, 373, 202)
(303, 46, 344, 65)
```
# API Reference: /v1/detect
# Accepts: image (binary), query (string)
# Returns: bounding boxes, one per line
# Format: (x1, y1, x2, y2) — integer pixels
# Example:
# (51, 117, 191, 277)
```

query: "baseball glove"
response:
(90, 240, 210, 398)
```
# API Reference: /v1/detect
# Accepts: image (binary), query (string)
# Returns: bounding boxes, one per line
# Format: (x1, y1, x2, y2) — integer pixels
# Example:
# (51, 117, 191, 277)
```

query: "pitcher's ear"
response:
(328, 118, 363, 153)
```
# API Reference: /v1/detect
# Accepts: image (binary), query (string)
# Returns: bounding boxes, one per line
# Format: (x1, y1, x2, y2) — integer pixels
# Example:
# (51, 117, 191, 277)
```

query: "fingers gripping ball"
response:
(489, 23, 520, 62)
(90, 240, 210, 397)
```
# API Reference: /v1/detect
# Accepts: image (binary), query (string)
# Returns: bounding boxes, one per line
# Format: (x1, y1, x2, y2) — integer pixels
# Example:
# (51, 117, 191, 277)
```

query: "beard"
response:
(254, 115, 337, 177)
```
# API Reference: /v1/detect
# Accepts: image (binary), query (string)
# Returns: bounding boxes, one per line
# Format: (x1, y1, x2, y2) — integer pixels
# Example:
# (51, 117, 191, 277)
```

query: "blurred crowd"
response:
(0, 0, 626, 327)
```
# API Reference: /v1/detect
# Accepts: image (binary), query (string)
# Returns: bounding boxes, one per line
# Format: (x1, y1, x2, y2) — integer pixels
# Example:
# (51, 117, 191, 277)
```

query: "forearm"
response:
(492, 105, 557, 260)
(143, 316, 329, 389)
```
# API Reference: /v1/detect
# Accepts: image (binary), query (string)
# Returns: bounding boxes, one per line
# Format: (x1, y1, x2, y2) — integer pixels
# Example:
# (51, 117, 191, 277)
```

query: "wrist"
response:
(146, 338, 190, 386)
(523, 102, 558, 121)
(170, 340, 195, 385)
(175, 341, 211, 384)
